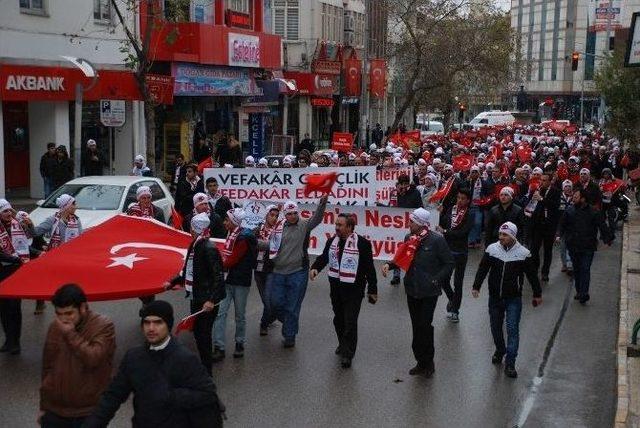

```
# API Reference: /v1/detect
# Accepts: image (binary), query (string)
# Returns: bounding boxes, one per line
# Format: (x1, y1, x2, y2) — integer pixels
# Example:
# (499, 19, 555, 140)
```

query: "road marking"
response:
(513, 280, 573, 428)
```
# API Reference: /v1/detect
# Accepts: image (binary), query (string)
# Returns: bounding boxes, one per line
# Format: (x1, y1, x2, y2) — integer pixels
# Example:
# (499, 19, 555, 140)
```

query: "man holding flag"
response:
(382, 208, 454, 377)
(309, 213, 377, 368)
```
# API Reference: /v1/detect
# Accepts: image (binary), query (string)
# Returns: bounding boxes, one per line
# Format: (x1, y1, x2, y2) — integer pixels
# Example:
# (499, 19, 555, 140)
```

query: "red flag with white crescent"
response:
(0, 215, 224, 301)
(344, 58, 362, 97)
(452, 154, 474, 172)
(429, 177, 455, 203)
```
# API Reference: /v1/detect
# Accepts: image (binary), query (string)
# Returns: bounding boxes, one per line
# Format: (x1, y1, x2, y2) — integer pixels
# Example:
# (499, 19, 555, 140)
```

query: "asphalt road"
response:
(0, 240, 620, 428)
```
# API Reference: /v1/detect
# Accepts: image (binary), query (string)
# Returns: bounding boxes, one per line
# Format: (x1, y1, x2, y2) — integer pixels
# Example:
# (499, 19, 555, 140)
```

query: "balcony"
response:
(148, 22, 282, 70)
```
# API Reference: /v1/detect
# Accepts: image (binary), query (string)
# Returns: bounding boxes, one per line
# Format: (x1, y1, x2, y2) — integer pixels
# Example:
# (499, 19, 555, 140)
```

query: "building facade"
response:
(511, 0, 640, 122)
(0, 0, 145, 198)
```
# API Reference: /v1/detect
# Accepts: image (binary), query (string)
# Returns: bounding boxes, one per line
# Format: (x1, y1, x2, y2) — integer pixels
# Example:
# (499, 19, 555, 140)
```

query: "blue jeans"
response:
(43, 177, 54, 198)
(568, 250, 595, 298)
(468, 206, 483, 244)
(213, 284, 251, 350)
(488, 296, 522, 366)
(268, 269, 309, 340)
(560, 238, 572, 269)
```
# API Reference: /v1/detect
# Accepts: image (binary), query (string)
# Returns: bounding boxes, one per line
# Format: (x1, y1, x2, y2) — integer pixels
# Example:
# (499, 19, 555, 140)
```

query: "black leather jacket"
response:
(170, 239, 226, 304)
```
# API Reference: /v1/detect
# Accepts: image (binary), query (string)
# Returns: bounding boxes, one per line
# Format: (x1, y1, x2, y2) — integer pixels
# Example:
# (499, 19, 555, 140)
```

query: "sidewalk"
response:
(616, 207, 640, 427)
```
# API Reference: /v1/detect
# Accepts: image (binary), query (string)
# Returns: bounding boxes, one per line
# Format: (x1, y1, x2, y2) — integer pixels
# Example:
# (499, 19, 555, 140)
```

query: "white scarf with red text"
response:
(49, 213, 80, 250)
(184, 229, 210, 294)
(328, 233, 359, 284)
(0, 219, 30, 263)
(450, 205, 468, 229)
(268, 219, 286, 259)
(127, 202, 155, 218)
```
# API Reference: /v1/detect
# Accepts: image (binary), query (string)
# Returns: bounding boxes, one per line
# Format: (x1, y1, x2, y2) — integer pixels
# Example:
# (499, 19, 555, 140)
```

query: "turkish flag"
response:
(344, 58, 362, 97)
(491, 144, 503, 160)
(601, 179, 625, 194)
(473, 195, 494, 206)
(557, 163, 569, 180)
(528, 177, 540, 193)
(516, 145, 532, 163)
(369, 59, 387, 99)
(304, 172, 338, 196)
(452, 154, 474, 172)
(400, 130, 421, 148)
(429, 177, 455, 203)
(0, 215, 216, 301)
(174, 310, 205, 335)
(171, 205, 183, 230)
(197, 157, 213, 174)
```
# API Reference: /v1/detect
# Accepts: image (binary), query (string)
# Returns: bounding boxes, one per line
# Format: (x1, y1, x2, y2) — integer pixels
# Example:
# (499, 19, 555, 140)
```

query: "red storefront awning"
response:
(283, 71, 337, 97)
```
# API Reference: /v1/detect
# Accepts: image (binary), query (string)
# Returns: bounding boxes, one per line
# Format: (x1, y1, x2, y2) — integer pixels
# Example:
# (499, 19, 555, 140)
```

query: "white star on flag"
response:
(107, 253, 148, 269)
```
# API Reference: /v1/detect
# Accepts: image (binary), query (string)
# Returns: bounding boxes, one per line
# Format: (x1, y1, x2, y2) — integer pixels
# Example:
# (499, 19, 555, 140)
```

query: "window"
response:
(93, 0, 111, 22)
(43, 184, 125, 211)
(228, 0, 250, 14)
(273, 0, 299, 40)
(20, 0, 46, 15)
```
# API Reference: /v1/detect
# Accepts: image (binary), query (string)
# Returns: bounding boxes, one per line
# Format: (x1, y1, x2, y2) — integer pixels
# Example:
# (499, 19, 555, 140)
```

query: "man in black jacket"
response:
(50, 145, 75, 191)
(485, 187, 524, 246)
(81, 139, 104, 176)
(176, 164, 204, 222)
(169, 154, 187, 195)
(472, 222, 542, 379)
(576, 168, 602, 208)
(310, 213, 378, 368)
(558, 188, 613, 304)
(40, 143, 57, 198)
(437, 189, 473, 323)
(83, 300, 223, 428)
(391, 174, 422, 286)
(166, 213, 226, 375)
(525, 173, 561, 281)
(382, 208, 454, 377)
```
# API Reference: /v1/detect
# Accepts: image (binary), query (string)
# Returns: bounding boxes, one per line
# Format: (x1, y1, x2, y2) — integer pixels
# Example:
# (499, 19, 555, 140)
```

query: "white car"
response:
(29, 176, 174, 230)
(417, 121, 445, 138)
(469, 111, 516, 128)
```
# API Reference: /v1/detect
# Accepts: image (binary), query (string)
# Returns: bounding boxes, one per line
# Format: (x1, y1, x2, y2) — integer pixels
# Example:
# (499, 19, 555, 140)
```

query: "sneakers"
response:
(409, 363, 434, 378)
(504, 365, 518, 378)
(212, 347, 225, 363)
(233, 343, 244, 359)
(492, 351, 505, 365)
(283, 338, 296, 348)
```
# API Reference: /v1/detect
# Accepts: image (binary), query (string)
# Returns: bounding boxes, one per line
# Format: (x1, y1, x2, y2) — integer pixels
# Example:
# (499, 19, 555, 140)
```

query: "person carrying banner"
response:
(437, 189, 473, 323)
(165, 213, 226, 375)
(39, 284, 115, 427)
(83, 300, 224, 428)
(212, 209, 257, 361)
(266, 194, 328, 348)
(471, 222, 542, 379)
(254, 205, 280, 336)
(381, 208, 454, 377)
(126, 185, 166, 224)
(309, 213, 377, 368)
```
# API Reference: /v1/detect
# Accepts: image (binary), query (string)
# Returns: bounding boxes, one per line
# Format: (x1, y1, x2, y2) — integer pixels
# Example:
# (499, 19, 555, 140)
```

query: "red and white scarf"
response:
(328, 233, 360, 283)
(49, 213, 80, 250)
(0, 219, 30, 263)
(269, 219, 286, 259)
(256, 222, 276, 270)
(188, 176, 201, 191)
(127, 202, 155, 218)
(207, 191, 222, 207)
(184, 229, 211, 294)
(450, 204, 468, 229)
(222, 226, 241, 262)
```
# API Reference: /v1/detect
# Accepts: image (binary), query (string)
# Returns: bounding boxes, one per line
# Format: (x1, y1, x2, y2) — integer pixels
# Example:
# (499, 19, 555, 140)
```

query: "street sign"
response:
(100, 100, 126, 127)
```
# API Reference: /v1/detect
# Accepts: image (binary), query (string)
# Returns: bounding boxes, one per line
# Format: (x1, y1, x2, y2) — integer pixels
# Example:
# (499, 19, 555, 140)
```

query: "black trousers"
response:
(0, 298, 21, 347)
(330, 284, 364, 359)
(406, 294, 439, 368)
(41, 411, 86, 428)
(191, 300, 218, 377)
(441, 253, 468, 314)
(530, 228, 555, 277)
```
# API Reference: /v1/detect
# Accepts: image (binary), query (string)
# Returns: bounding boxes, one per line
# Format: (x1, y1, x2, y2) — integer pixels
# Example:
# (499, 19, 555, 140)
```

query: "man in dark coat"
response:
(175, 164, 204, 220)
(485, 187, 524, 246)
(310, 213, 377, 368)
(382, 208, 454, 377)
(391, 174, 423, 286)
(50, 145, 74, 190)
(40, 143, 58, 198)
(81, 139, 105, 176)
(83, 300, 223, 428)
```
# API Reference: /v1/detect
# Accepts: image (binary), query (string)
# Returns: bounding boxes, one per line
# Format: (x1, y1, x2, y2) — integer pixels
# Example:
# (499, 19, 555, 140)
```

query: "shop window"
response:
(93, 0, 111, 23)
(19, 0, 47, 16)
(228, 0, 250, 14)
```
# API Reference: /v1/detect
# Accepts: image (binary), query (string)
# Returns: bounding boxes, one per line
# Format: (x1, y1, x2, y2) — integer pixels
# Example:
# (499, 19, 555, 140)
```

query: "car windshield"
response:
(42, 184, 125, 210)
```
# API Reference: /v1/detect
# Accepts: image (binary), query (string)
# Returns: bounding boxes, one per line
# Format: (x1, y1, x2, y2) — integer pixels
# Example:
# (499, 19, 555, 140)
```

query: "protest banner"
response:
(374, 166, 414, 206)
(240, 201, 439, 261)
(205, 166, 377, 205)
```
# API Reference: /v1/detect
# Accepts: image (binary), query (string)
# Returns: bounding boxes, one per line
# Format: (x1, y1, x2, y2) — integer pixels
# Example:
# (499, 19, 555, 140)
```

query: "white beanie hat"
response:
(499, 221, 518, 240)
(0, 199, 12, 212)
(136, 186, 152, 200)
(580, 168, 590, 175)
(500, 187, 514, 198)
(562, 179, 573, 189)
(134, 154, 145, 163)
(193, 192, 209, 208)
(266, 204, 280, 214)
(87, 139, 97, 147)
(258, 157, 268, 166)
(409, 208, 430, 227)
(226, 208, 246, 226)
(283, 200, 298, 215)
(245, 156, 255, 165)
(56, 194, 75, 209)
(191, 212, 210, 234)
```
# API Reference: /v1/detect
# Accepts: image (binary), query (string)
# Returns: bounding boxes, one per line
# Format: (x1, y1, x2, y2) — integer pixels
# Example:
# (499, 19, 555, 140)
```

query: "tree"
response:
(595, 50, 640, 148)
(387, 0, 513, 129)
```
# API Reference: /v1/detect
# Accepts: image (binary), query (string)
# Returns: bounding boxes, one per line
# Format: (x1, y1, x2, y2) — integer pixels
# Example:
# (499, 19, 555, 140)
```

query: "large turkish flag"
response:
(0, 215, 222, 301)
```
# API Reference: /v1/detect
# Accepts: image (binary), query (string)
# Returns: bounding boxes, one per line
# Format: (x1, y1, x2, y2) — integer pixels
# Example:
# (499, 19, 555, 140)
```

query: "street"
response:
(0, 241, 620, 428)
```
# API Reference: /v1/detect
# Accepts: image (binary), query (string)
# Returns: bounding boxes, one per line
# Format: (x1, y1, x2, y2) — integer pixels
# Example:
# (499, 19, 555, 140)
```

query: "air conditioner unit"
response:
(344, 14, 355, 32)
(344, 31, 356, 47)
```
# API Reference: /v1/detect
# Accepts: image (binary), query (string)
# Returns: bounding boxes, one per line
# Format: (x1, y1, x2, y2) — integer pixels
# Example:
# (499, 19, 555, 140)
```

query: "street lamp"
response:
(61, 56, 99, 177)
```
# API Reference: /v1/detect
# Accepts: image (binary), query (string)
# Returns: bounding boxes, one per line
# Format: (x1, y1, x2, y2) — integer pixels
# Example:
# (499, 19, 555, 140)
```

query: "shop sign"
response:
(311, 98, 334, 107)
(312, 59, 341, 75)
(146, 74, 175, 105)
(331, 132, 354, 152)
(100, 100, 126, 127)
(226, 9, 252, 29)
(249, 113, 266, 159)
(228, 33, 260, 68)
(172, 63, 262, 97)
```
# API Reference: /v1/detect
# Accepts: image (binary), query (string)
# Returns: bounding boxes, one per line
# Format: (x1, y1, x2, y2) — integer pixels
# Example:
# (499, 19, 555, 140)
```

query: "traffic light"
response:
(458, 103, 466, 122)
(571, 52, 579, 71)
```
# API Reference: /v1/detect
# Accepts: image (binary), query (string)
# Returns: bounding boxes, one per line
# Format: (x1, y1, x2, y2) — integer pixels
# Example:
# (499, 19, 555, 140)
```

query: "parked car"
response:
(469, 111, 516, 128)
(29, 176, 174, 230)
(417, 120, 445, 137)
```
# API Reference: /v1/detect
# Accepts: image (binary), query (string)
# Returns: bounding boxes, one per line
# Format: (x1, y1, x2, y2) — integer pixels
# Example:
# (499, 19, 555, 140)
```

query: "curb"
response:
(615, 220, 629, 428)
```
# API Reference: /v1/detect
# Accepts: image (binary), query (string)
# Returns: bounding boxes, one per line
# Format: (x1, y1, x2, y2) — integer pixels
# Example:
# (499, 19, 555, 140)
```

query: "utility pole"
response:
(360, 2, 370, 149)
